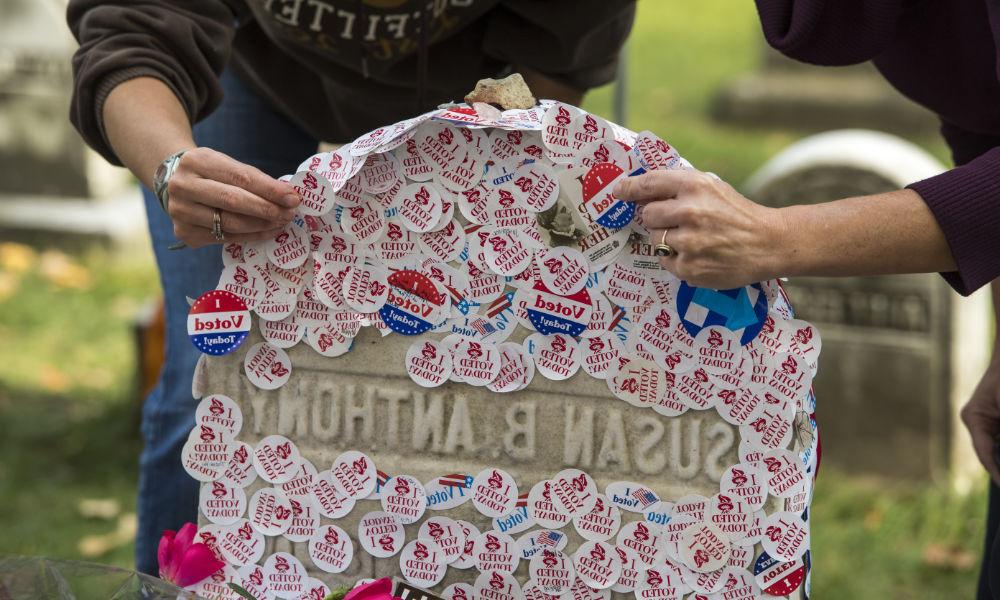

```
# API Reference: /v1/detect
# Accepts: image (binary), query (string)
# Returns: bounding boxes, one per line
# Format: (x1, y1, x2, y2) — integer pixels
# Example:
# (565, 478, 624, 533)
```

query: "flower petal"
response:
(344, 577, 393, 600)
(174, 542, 226, 588)
(157, 530, 177, 582)
(174, 522, 198, 554)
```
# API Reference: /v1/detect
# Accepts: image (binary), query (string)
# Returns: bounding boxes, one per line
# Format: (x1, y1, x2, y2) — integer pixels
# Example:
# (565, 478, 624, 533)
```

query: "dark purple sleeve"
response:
(906, 148, 1000, 295)
(754, 0, 904, 65)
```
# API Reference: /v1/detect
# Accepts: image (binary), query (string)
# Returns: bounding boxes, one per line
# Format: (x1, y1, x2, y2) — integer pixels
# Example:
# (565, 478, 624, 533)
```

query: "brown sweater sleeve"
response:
(67, 0, 238, 166)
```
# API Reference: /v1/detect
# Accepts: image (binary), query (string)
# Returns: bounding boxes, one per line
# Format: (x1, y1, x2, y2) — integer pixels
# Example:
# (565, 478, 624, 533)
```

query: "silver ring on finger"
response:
(654, 229, 676, 258)
(212, 208, 226, 241)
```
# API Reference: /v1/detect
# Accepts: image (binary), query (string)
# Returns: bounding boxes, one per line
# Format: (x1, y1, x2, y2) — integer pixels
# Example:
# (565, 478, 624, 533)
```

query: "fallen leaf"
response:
(39, 250, 92, 290)
(38, 364, 70, 393)
(922, 542, 976, 571)
(78, 498, 121, 520)
(0, 242, 37, 274)
(78, 513, 136, 558)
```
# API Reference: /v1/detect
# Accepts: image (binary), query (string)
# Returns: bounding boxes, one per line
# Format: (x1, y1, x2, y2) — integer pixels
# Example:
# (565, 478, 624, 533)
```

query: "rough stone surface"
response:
(464, 74, 536, 110)
(744, 130, 989, 485)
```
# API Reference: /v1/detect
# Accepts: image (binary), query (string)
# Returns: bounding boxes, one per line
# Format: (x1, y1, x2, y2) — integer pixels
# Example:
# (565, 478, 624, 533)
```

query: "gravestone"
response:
(200, 323, 802, 597)
(0, 0, 139, 246)
(744, 129, 989, 487)
(190, 101, 818, 599)
(713, 47, 937, 135)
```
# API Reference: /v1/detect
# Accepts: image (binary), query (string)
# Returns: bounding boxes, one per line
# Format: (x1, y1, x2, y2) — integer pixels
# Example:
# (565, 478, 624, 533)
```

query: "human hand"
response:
(961, 359, 1000, 484)
(165, 147, 301, 248)
(614, 169, 786, 289)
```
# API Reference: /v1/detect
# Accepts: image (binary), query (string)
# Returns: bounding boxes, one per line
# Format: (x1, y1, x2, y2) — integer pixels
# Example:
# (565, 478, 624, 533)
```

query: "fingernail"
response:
(282, 193, 301, 207)
(613, 182, 625, 197)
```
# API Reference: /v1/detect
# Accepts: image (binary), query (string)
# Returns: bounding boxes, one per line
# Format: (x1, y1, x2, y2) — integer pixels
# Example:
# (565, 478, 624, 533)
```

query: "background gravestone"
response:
(744, 129, 990, 486)
(713, 46, 938, 135)
(0, 0, 140, 246)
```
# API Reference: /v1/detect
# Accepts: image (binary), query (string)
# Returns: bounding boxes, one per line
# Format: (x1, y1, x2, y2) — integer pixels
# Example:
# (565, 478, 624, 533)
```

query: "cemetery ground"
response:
(0, 0, 978, 597)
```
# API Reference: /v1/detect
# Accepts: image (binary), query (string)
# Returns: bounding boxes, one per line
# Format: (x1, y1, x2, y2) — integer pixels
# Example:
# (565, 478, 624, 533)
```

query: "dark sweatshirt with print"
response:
(67, 0, 636, 165)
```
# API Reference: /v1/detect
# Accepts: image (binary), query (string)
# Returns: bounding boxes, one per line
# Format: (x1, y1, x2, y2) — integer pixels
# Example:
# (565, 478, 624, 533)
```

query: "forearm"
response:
(103, 77, 195, 188)
(774, 188, 957, 279)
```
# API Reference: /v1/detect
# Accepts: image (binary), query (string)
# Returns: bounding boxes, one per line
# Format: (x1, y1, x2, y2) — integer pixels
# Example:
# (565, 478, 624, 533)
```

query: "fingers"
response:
(167, 197, 279, 235)
(642, 198, 697, 229)
(185, 147, 301, 209)
(169, 175, 296, 224)
(172, 221, 283, 249)
(613, 169, 715, 204)
(961, 401, 1000, 484)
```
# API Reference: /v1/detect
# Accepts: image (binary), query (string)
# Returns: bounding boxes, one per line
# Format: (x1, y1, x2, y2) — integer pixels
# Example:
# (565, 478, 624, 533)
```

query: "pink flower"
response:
(344, 578, 398, 600)
(157, 522, 225, 587)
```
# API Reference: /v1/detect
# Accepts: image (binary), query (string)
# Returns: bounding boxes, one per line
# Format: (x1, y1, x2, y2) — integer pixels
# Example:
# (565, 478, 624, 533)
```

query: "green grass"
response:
(0, 1, 987, 597)
(0, 246, 158, 568)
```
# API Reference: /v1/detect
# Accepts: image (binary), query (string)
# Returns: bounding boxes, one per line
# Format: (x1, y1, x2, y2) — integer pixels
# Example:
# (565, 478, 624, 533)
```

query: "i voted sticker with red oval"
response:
(309, 524, 354, 573)
(529, 548, 576, 596)
(550, 468, 599, 518)
(473, 530, 520, 574)
(219, 520, 265, 567)
(399, 538, 448, 588)
(472, 468, 519, 519)
(537, 246, 590, 296)
(380, 474, 427, 524)
(253, 435, 301, 484)
(581, 162, 635, 229)
(760, 512, 809, 563)
(195, 394, 242, 438)
(200, 480, 246, 526)
(248, 487, 293, 536)
(379, 269, 447, 335)
(357, 511, 405, 558)
(188, 290, 251, 355)
(527, 280, 592, 337)
(419, 516, 467, 565)
(406, 340, 453, 387)
(290, 170, 335, 216)
(573, 494, 622, 542)
(528, 480, 572, 529)
(573, 540, 622, 589)
(243, 342, 291, 390)
(310, 469, 357, 518)
(329, 450, 377, 499)
(262, 552, 307, 599)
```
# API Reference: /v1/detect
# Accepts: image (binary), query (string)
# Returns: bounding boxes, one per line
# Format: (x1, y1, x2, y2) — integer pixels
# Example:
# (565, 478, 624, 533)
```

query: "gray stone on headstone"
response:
(744, 129, 989, 487)
(712, 46, 938, 135)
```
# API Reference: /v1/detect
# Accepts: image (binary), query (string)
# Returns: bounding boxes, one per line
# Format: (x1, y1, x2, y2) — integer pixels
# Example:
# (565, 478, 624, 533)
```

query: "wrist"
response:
(761, 205, 797, 280)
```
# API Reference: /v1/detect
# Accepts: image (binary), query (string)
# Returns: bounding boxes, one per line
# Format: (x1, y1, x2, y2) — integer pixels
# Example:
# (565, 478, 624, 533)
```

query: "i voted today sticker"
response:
(187, 290, 252, 355)
(526, 280, 592, 337)
(379, 269, 447, 335)
(580, 162, 635, 229)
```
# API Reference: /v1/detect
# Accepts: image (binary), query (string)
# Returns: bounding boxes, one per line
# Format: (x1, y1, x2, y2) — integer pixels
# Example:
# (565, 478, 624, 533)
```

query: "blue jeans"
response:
(136, 70, 318, 575)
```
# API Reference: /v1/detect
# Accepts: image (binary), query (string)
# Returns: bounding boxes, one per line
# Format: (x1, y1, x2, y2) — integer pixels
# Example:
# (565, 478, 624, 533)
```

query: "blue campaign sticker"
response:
(675, 282, 769, 346)
(581, 162, 635, 230)
(186, 290, 252, 355)
(379, 269, 448, 336)
(526, 280, 592, 337)
(753, 550, 806, 597)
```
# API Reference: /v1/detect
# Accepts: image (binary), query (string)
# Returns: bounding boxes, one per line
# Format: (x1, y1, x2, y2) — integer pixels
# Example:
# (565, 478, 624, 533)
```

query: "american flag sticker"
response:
(440, 474, 473, 488)
(631, 487, 659, 509)
(537, 531, 563, 546)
